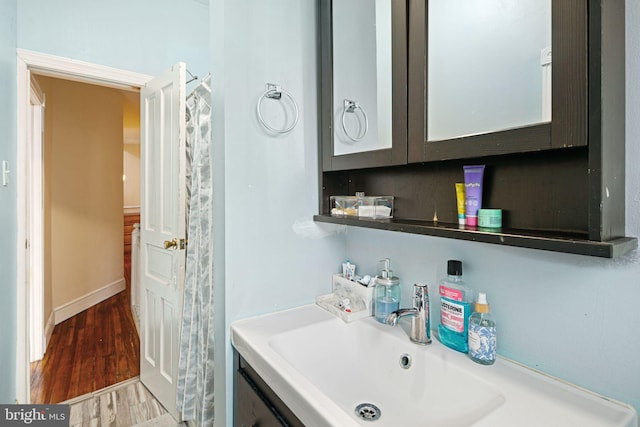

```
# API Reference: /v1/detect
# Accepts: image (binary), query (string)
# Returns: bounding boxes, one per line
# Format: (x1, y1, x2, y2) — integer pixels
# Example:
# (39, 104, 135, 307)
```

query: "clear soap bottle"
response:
(374, 258, 400, 323)
(468, 292, 497, 365)
(437, 260, 473, 352)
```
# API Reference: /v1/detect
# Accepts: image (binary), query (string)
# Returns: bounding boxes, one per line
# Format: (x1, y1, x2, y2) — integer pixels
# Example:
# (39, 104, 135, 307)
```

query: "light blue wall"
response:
(17, 0, 209, 85)
(210, 1, 346, 425)
(5, 0, 208, 403)
(345, 2, 640, 416)
(0, 0, 18, 404)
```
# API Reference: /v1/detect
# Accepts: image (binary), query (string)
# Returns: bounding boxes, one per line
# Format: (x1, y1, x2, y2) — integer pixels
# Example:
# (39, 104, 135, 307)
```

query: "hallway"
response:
(30, 255, 139, 404)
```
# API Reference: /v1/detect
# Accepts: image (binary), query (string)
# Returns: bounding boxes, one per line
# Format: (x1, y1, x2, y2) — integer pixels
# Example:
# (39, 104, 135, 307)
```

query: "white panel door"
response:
(140, 63, 187, 421)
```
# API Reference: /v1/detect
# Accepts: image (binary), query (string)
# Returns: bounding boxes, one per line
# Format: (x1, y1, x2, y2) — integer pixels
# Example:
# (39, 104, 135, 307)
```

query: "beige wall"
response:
(40, 76, 124, 310)
(122, 91, 140, 213)
(122, 91, 140, 133)
(123, 144, 140, 210)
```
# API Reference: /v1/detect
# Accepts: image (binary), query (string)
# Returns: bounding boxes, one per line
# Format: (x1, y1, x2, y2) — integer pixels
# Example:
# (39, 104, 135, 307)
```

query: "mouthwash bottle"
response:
(374, 258, 400, 323)
(468, 292, 497, 365)
(437, 260, 473, 352)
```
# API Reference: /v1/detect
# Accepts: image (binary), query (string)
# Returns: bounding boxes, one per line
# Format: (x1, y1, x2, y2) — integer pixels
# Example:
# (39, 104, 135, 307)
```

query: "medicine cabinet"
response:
(316, 0, 637, 258)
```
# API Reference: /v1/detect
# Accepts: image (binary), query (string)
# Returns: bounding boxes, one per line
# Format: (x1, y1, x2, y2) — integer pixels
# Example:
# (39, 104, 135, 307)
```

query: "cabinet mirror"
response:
(428, 0, 551, 142)
(320, 0, 407, 171)
(333, 0, 392, 155)
(408, 0, 586, 162)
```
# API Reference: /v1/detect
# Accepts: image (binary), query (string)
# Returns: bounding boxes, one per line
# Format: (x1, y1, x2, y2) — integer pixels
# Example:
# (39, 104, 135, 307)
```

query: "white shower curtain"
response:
(177, 76, 215, 426)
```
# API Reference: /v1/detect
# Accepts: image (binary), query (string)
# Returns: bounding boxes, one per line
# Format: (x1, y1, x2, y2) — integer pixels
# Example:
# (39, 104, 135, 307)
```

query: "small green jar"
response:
(478, 209, 502, 228)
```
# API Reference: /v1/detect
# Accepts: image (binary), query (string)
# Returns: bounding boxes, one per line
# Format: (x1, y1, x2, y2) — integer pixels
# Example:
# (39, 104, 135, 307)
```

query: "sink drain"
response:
(355, 403, 381, 421)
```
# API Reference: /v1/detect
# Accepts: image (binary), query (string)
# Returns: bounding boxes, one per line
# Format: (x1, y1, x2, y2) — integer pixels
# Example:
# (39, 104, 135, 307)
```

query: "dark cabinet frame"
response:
(315, 0, 637, 258)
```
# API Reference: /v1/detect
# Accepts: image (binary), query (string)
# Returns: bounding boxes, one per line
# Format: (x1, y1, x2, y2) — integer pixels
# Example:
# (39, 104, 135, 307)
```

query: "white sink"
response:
(270, 316, 504, 426)
(231, 304, 637, 427)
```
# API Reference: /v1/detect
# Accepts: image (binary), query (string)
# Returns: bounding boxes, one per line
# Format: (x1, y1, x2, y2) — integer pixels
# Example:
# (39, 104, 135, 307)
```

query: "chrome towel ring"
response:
(257, 83, 299, 134)
(342, 99, 369, 142)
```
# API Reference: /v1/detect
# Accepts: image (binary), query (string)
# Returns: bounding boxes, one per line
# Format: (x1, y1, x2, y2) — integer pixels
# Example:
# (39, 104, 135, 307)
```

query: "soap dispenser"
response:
(374, 258, 401, 323)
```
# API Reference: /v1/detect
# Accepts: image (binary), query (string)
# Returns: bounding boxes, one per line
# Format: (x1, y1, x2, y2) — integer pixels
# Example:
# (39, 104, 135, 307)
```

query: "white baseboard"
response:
(124, 206, 140, 215)
(44, 311, 55, 349)
(54, 278, 126, 325)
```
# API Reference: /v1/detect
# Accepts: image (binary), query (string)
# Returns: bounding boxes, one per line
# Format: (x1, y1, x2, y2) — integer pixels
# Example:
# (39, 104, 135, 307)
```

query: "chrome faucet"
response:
(386, 283, 431, 345)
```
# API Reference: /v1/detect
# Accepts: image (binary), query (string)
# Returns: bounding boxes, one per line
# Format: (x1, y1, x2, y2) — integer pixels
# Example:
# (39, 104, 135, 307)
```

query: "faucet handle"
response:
(413, 283, 428, 309)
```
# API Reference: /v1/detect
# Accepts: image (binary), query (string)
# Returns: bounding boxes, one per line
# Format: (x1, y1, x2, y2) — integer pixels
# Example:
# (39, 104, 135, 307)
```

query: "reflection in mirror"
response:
(428, 0, 551, 141)
(333, 0, 392, 156)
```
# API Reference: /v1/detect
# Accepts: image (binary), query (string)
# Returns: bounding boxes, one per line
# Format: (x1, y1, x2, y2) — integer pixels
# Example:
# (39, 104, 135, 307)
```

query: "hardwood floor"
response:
(30, 255, 139, 404)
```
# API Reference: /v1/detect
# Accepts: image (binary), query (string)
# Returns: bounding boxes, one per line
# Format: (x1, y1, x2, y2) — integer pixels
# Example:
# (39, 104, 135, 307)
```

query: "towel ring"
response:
(257, 83, 299, 134)
(341, 99, 369, 142)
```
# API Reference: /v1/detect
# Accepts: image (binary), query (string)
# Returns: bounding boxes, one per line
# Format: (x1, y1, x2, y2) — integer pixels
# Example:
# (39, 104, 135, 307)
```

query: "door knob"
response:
(164, 238, 178, 249)
(163, 238, 186, 250)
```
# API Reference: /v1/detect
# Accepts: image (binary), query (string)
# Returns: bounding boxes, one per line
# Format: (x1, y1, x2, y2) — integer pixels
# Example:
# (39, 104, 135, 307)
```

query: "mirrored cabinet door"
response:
(332, 0, 392, 155)
(428, 1, 551, 141)
(321, 0, 407, 171)
(408, 0, 587, 163)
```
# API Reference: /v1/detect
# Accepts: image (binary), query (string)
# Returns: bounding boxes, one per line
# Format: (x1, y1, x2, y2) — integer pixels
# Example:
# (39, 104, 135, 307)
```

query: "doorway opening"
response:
(16, 49, 152, 404)
(27, 74, 142, 403)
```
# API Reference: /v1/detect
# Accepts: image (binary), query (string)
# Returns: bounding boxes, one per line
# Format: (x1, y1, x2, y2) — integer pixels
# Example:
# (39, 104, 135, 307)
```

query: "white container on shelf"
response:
(330, 195, 394, 219)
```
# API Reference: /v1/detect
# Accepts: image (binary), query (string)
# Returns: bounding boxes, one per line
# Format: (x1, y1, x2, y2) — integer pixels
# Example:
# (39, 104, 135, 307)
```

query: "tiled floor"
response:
(63, 377, 182, 427)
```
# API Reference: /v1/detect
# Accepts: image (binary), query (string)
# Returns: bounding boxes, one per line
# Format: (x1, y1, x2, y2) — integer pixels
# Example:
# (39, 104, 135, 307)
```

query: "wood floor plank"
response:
(67, 323, 85, 399)
(116, 297, 139, 381)
(49, 332, 73, 403)
(79, 304, 97, 396)
(114, 306, 131, 382)
(37, 329, 62, 401)
(94, 354, 107, 391)
(78, 334, 96, 397)
(37, 319, 66, 403)
(104, 353, 118, 387)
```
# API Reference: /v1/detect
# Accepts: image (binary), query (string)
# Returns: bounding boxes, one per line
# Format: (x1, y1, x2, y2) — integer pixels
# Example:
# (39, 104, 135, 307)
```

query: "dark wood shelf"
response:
(314, 215, 637, 258)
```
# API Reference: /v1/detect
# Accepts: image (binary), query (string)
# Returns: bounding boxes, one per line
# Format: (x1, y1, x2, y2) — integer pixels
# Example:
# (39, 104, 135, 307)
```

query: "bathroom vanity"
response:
(231, 305, 637, 427)
(234, 354, 303, 427)
(316, 0, 637, 258)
